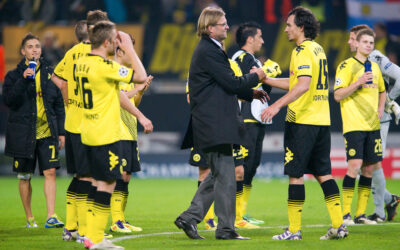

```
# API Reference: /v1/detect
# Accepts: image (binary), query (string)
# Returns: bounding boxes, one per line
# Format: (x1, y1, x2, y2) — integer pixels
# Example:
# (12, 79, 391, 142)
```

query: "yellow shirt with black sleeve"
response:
(54, 42, 91, 134)
(119, 82, 138, 141)
(75, 54, 134, 146)
(35, 64, 52, 139)
(287, 40, 330, 126)
(334, 57, 385, 134)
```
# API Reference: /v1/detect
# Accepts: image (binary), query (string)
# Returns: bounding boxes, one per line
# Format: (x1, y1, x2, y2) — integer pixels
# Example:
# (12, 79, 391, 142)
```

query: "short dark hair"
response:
(87, 10, 109, 27)
(89, 21, 116, 49)
(75, 20, 88, 42)
(356, 28, 375, 41)
(236, 22, 262, 48)
(20, 33, 40, 50)
(350, 24, 371, 34)
(288, 6, 320, 40)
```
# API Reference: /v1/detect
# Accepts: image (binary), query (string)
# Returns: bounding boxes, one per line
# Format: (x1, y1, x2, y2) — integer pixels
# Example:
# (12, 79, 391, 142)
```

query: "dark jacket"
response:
(3, 58, 65, 158)
(182, 36, 260, 150)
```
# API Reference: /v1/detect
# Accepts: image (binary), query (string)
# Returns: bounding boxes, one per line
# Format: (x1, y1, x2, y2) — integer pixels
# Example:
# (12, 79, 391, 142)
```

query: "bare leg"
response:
(19, 179, 33, 220)
(43, 168, 57, 218)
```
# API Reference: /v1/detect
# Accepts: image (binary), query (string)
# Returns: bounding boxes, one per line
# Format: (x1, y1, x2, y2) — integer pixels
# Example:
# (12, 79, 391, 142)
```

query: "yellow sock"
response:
(91, 192, 111, 244)
(321, 179, 343, 228)
(204, 203, 215, 222)
(86, 186, 96, 240)
(242, 184, 252, 216)
(76, 193, 88, 236)
(355, 175, 372, 217)
(122, 191, 128, 213)
(65, 178, 78, 231)
(111, 191, 125, 224)
(236, 180, 244, 222)
(288, 184, 304, 233)
(342, 175, 356, 216)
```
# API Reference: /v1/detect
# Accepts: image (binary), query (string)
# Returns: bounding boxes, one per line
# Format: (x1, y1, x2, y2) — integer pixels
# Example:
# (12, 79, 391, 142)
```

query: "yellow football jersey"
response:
(287, 40, 330, 126)
(75, 54, 133, 146)
(334, 57, 385, 134)
(53, 57, 65, 80)
(55, 42, 91, 134)
(35, 67, 51, 139)
(119, 82, 137, 141)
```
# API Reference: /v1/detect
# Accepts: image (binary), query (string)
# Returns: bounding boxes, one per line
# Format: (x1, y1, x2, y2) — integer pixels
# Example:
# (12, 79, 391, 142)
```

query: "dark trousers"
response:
(180, 145, 236, 237)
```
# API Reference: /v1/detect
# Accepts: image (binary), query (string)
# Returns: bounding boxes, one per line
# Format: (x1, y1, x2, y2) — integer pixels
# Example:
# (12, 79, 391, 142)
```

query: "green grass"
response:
(0, 177, 399, 249)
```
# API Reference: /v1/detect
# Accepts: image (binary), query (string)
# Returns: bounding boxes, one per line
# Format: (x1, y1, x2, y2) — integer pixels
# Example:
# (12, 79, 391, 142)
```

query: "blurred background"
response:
(0, 0, 399, 178)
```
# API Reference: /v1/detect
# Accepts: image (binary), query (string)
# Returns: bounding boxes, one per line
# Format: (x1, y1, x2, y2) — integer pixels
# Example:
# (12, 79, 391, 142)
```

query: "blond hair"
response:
(197, 7, 225, 37)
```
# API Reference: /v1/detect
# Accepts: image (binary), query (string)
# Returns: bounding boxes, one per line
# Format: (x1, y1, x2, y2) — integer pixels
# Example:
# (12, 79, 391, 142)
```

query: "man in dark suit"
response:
(175, 7, 266, 240)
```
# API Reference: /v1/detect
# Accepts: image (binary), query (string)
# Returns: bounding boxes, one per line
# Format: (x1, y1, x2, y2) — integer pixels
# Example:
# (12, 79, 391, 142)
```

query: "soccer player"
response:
(334, 28, 386, 225)
(3, 33, 65, 228)
(51, 10, 110, 243)
(231, 21, 281, 225)
(261, 6, 348, 240)
(76, 21, 151, 249)
(348, 25, 400, 222)
(110, 40, 153, 233)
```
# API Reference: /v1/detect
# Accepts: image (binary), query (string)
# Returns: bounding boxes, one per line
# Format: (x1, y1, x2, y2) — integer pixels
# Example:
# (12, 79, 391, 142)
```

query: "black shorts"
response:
(284, 122, 331, 178)
(84, 141, 123, 181)
(120, 140, 141, 173)
(65, 132, 90, 176)
(13, 137, 60, 174)
(344, 130, 382, 162)
(189, 146, 243, 168)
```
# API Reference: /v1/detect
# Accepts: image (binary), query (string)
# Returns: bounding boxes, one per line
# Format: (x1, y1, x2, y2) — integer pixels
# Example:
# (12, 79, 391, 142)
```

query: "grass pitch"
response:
(0, 177, 399, 249)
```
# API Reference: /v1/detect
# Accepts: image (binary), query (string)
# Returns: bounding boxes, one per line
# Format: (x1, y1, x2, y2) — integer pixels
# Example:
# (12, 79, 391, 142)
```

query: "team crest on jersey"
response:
(348, 149, 356, 157)
(121, 158, 127, 167)
(335, 78, 342, 86)
(119, 66, 129, 77)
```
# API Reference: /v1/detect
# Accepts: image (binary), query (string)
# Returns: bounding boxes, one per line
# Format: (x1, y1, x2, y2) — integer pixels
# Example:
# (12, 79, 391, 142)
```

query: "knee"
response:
(235, 166, 244, 181)
(17, 173, 32, 181)
(43, 168, 56, 178)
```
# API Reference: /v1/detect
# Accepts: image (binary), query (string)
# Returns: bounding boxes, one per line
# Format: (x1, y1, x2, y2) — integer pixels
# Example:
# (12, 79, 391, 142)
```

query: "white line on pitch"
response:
(111, 222, 400, 242)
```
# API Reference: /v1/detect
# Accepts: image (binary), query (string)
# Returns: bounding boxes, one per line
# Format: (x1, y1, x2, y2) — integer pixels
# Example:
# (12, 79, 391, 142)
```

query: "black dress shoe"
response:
(216, 231, 250, 240)
(174, 217, 204, 239)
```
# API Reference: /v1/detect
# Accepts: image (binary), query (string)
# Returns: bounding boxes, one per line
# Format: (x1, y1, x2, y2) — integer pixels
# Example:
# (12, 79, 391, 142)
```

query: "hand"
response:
(23, 68, 35, 79)
(58, 135, 65, 150)
(116, 31, 134, 54)
(252, 89, 269, 104)
(359, 72, 373, 85)
(390, 99, 400, 125)
(138, 115, 153, 134)
(262, 59, 282, 78)
(250, 66, 266, 81)
(136, 75, 153, 93)
(261, 104, 280, 123)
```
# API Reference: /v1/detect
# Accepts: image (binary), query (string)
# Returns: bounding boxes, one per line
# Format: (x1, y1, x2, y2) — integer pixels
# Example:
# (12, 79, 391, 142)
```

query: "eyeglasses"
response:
(214, 22, 228, 27)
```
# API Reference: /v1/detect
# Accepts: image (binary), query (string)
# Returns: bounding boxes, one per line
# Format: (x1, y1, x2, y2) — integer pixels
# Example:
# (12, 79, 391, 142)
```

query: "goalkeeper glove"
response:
(262, 59, 282, 78)
(385, 97, 400, 125)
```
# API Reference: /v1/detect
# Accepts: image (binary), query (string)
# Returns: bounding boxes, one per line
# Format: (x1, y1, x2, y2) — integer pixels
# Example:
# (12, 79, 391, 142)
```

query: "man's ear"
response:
(21, 48, 26, 57)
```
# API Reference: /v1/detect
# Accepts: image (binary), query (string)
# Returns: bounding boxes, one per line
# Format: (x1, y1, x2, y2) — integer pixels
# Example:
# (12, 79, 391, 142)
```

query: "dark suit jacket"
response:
(182, 35, 260, 150)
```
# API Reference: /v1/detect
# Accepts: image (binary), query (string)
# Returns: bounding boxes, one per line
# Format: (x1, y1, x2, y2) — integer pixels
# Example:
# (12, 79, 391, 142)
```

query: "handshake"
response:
(262, 59, 282, 78)
(385, 97, 400, 125)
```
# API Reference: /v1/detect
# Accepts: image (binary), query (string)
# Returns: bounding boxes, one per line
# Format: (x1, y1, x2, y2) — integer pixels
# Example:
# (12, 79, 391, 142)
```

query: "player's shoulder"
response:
(337, 57, 353, 71)
(369, 49, 385, 63)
